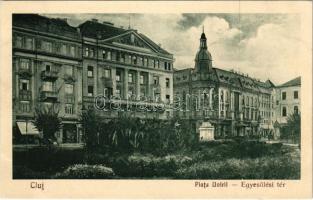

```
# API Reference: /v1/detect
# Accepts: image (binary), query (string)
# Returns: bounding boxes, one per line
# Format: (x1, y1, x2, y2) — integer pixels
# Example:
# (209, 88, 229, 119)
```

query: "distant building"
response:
(12, 14, 174, 144)
(173, 30, 276, 140)
(273, 77, 301, 138)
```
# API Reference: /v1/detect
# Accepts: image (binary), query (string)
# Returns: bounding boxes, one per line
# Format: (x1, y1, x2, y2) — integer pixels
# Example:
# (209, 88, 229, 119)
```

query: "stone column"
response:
(147, 73, 153, 100)
(111, 67, 116, 96)
(136, 70, 141, 100)
(123, 68, 128, 99)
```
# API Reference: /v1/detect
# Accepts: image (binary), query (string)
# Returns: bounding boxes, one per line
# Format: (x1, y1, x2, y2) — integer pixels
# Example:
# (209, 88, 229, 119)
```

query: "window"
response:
(107, 51, 111, 60)
(20, 79, 29, 91)
(120, 53, 125, 63)
(128, 73, 133, 83)
(166, 78, 170, 88)
(153, 76, 159, 85)
(65, 84, 74, 94)
(70, 46, 75, 57)
(282, 91, 286, 100)
(85, 47, 89, 57)
(65, 104, 74, 114)
(116, 71, 121, 82)
(46, 64, 51, 72)
(104, 69, 111, 78)
(128, 89, 134, 98)
(168, 63, 171, 70)
(20, 101, 30, 112)
(282, 106, 287, 117)
(25, 38, 33, 49)
(140, 75, 144, 84)
(42, 81, 53, 91)
(104, 87, 113, 98)
(61, 44, 67, 55)
(102, 50, 106, 59)
(132, 56, 137, 65)
(87, 66, 93, 77)
(65, 66, 73, 76)
(144, 58, 148, 66)
(166, 95, 170, 103)
(164, 62, 167, 70)
(88, 86, 93, 96)
(294, 91, 298, 99)
(20, 59, 30, 70)
(42, 41, 52, 52)
(15, 36, 23, 48)
(294, 106, 299, 114)
(156, 60, 159, 68)
(115, 88, 121, 97)
(90, 48, 94, 57)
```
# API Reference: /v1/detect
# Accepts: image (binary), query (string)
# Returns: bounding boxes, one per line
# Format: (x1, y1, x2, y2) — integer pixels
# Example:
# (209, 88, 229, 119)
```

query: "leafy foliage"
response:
(33, 105, 62, 143)
(280, 112, 301, 143)
(81, 109, 198, 155)
(53, 164, 115, 179)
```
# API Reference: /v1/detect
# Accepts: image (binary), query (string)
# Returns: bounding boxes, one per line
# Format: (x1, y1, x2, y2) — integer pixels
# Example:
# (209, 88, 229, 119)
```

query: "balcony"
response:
(234, 112, 241, 120)
(18, 68, 32, 79)
(150, 83, 161, 93)
(19, 90, 32, 101)
(40, 91, 58, 102)
(64, 74, 76, 83)
(226, 110, 233, 119)
(41, 70, 58, 81)
(101, 77, 113, 87)
(65, 95, 75, 104)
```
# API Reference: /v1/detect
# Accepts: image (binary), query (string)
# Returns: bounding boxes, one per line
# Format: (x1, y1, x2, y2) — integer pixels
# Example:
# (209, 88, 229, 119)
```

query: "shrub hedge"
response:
(110, 153, 193, 178)
(53, 164, 115, 179)
(175, 153, 300, 179)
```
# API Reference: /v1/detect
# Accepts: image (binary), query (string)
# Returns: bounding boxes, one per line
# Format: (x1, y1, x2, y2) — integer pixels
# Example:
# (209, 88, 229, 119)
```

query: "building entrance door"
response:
(63, 123, 77, 143)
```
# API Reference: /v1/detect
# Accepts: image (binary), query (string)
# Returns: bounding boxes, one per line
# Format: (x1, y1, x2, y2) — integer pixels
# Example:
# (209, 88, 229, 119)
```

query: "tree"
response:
(81, 108, 99, 150)
(285, 112, 301, 143)
(33, 104, 62, 145)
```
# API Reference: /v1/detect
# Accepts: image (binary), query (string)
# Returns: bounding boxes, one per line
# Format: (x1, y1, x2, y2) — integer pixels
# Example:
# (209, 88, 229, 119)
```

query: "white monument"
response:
(199, 121, 215, 141)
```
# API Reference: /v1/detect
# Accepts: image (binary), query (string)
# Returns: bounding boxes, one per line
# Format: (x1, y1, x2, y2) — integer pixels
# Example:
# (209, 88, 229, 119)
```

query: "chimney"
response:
(91, 18, 98, 23)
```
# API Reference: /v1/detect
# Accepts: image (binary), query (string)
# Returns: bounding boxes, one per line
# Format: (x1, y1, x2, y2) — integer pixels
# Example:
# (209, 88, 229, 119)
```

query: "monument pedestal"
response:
(199, 121, 215, 141)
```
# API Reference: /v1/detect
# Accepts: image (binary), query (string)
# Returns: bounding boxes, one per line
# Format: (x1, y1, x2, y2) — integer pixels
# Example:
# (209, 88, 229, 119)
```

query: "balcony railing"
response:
(18, 68, 32, 79)
(40, 90, 58, 101)
(41, 70, 58, 80)
(19, 90, 32, 101)
(101, 77, 113, 87)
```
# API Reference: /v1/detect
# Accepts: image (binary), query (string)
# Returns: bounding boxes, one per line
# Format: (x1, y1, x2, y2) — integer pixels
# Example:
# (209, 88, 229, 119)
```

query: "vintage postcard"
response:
(0, 1, 312, 198)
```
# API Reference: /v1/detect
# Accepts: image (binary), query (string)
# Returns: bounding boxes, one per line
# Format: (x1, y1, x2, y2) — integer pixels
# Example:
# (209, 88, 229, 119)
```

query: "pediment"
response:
(101, 31, 159, 53)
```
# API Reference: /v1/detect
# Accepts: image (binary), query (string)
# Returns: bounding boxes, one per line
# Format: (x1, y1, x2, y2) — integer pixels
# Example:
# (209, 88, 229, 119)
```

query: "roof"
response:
(78, 20, 171, 55)
(78, 20, 127, 39)
(278, 76, 301, 87)
(13, 14, 80, 39)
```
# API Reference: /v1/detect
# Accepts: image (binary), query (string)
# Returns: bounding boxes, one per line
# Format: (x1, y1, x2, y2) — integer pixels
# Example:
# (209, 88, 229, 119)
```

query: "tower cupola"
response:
(195, 27, 212, 73)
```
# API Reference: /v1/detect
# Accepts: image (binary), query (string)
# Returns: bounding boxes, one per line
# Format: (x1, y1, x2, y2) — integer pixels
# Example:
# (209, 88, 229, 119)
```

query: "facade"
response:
(174, 31, 277, 139)
(12, 14, 174, 144)
(79, 19, 174, 119)
(273, 77, 301, 136)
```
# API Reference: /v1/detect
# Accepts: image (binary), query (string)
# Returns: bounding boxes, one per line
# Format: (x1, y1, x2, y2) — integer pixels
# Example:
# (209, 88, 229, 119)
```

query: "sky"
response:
(44, 13, 306, 85)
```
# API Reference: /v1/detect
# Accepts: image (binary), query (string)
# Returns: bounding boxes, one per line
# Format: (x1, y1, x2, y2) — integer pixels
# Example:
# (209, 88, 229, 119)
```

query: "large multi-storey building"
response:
(12, 14, 174, 144)
(174, 31, 277, 139)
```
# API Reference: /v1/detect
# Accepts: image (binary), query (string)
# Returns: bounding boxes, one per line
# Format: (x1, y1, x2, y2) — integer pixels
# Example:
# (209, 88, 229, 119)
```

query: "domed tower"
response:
(195, 27, 212, 73)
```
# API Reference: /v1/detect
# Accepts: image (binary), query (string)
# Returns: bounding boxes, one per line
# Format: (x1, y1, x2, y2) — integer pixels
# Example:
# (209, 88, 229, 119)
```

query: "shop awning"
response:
(17, 121, 39, 135)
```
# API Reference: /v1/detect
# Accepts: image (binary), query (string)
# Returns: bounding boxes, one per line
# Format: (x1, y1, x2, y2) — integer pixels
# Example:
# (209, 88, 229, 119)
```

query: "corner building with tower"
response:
(173, 30, 278, 140)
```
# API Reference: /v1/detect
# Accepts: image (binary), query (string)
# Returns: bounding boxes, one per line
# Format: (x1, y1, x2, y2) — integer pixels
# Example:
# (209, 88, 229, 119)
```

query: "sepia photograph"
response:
(11, 12, 303, 180)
